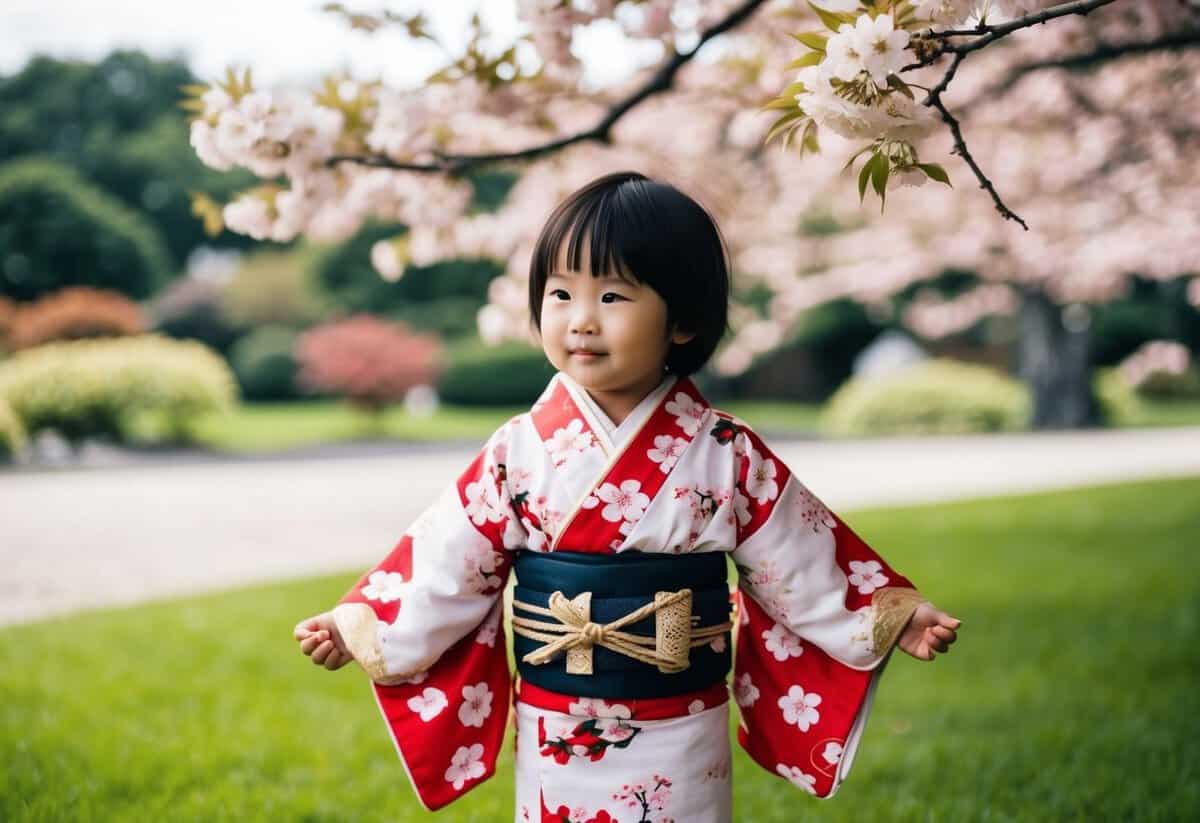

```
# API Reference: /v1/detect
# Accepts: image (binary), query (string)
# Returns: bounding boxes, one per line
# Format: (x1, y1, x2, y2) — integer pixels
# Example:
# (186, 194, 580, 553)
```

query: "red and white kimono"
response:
(331, 372, 925, 822)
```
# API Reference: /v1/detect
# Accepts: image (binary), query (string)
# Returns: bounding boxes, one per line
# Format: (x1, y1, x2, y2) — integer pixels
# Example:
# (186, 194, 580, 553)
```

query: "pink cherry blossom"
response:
(444, 743, 486, 790)
(778, 684, 822, 731)
(458, 682, 494, 728)
(406, 687, 447, 722)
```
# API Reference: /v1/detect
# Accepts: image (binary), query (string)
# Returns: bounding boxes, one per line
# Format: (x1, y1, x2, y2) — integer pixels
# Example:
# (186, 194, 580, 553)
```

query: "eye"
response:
(600, 292, 627, 304)
(549, 288, 570, 301)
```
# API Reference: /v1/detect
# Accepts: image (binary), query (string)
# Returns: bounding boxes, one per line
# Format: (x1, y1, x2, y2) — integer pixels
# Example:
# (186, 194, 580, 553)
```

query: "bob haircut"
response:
(528, 171, 730, 377)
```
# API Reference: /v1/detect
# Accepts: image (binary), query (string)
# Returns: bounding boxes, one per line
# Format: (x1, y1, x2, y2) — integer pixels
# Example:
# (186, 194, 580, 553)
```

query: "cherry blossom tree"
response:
(188, 0, 1200, 427)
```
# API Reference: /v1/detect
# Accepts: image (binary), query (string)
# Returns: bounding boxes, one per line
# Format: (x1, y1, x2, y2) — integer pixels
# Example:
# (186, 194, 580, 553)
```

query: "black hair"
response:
(528, 171, 730, 377)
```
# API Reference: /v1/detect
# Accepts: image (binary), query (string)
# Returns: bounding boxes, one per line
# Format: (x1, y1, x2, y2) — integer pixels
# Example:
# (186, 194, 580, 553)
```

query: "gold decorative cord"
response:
(512, 589, 732, 675)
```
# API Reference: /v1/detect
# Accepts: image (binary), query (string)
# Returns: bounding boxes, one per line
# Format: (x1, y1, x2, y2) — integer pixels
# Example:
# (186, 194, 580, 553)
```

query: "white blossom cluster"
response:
(190, 88, 342, 178)
(189, 81, 475, 245)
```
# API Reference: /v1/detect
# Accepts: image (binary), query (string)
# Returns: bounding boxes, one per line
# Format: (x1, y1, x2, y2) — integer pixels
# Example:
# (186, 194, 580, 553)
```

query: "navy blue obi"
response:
(512, 549, 732, 699)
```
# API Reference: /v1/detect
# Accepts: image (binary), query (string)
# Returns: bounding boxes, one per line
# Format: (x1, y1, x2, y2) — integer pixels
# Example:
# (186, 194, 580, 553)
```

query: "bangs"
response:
(532, 175, 642, 287)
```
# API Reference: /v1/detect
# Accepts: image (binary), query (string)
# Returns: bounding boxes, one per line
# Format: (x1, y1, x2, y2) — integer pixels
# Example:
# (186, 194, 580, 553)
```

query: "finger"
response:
(939, 613, 962, 629)
(299, 635, 323, 655)
(299, 630, 328, 650)
(311, 639, 333, 664)
(930, 625, 956, 643)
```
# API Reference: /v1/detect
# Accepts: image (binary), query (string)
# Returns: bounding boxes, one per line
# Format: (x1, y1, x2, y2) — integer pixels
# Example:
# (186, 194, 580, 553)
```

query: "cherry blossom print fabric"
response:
(515, 694, 733, 823)
(332, 372, 920, 814)
(728, 424, 917, 798)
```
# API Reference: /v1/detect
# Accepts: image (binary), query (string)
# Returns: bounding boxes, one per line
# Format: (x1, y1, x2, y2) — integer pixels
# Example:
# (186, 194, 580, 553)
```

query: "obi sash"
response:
(512, 549, 733, 699)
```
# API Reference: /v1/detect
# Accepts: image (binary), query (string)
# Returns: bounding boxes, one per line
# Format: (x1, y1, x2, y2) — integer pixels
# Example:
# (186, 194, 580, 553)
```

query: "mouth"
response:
(568, 349, 607, 359)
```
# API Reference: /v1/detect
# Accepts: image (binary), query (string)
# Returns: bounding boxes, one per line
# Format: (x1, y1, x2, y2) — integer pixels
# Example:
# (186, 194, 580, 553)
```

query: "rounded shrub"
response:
(1117, 341, 1200, 401)
(0, 157, 172, 300)
(1093, 368, 1143, 427)
(8, 287, 146, 349)
(0, 334, 238, 444)
(821, 359, 1030, 437)
(438, 339, 555, 407)
(295, 315, 442, 412)
(0, 395, 27, 461)
(229, 325, 300, 401)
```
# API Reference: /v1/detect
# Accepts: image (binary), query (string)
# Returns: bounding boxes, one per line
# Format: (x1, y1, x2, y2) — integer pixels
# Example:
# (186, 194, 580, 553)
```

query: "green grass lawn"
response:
(177, 399, 824, 455)
(178, 397, 1200, 456)
(179, 401, 530, 453)
(4, 476, 1198, 821)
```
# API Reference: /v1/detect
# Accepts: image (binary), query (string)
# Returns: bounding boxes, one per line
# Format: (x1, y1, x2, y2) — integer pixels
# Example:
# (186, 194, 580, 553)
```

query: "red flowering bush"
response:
(9, 287, 146, 350)
(295, 314, 442, 412)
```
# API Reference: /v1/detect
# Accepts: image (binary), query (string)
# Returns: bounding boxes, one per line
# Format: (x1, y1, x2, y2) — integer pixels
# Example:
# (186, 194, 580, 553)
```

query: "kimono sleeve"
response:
(729, 425, 925, 799)
(330, 420, 525, 811)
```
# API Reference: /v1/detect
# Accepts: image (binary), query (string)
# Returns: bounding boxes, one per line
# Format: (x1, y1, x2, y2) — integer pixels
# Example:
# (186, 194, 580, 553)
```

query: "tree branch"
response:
(924, 0, 1120, 51)
(957, 26, 1200, 118)
(925, 53, 1030, 230)
(326, 0, 771, 174)
(906, 0, 1121, 228)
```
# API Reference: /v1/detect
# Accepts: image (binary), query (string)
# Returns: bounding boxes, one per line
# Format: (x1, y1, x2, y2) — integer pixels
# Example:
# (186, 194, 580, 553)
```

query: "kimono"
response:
(331, 372, 926, 822)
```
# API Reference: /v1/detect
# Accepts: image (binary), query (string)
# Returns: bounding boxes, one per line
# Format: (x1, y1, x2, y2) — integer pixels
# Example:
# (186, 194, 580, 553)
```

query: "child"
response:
(294, 171, 961, 822)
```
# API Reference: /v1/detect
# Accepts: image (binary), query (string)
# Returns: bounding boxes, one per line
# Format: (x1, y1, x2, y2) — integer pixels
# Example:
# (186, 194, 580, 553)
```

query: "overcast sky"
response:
(1, 0, 658, 88)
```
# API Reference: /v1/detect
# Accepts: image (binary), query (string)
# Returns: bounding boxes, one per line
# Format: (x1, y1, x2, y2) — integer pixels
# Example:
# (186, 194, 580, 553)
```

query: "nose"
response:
(568, 300, 599, 335)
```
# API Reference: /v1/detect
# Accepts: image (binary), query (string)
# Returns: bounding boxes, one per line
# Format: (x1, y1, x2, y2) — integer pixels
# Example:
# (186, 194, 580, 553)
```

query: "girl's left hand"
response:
(897, 602, 961, 661)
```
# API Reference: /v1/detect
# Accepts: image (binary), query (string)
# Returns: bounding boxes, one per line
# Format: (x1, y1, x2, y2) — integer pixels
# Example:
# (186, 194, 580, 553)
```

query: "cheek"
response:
(539, 308, 566, 343)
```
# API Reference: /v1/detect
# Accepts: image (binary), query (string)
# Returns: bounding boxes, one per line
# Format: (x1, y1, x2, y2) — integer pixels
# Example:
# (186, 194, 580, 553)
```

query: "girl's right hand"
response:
(294, 612, 353, 670)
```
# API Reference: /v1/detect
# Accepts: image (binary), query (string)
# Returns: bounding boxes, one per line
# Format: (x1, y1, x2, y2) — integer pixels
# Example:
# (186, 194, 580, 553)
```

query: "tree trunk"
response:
(1017, 287, 1098, 429)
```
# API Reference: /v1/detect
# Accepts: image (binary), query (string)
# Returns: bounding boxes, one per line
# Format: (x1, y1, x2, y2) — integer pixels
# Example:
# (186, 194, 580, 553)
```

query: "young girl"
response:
(294, 171, 961, 822)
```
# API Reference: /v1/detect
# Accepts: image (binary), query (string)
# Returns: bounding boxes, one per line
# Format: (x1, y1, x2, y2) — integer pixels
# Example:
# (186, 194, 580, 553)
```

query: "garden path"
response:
(2, 426, 1197, 626)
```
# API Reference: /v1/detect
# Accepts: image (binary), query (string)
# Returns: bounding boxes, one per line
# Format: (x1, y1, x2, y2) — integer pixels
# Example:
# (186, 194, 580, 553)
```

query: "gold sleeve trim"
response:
(331, 603, 418, 686)
(871, 587, 926, 654)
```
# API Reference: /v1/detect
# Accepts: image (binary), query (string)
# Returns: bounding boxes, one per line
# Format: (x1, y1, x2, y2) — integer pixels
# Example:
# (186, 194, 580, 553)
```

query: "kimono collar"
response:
(556, 372, 677, 452)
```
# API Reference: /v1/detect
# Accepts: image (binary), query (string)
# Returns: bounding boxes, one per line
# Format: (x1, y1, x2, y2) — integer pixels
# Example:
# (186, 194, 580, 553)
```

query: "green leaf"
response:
(858, 153, 879, 202)
(761, 97, 800, 112)
(808, 1, 850, 33)
(792, 31, 829, 52)
(780, 81, 808, 98)
(887, 75, 915, 100)
(765, 112, 807, 145)
(894, 1, 918, 26)
(841, 142, 877, 172)
(786, 52, 825, 70)
(872, 155, 890, 211)
(917, 162, 952, 186)
(801, 119, 820, 155)
(782, 126, 795, 151)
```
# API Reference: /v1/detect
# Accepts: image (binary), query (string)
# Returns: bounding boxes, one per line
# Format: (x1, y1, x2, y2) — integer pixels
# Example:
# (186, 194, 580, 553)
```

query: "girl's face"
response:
(538, 239, 693, 405)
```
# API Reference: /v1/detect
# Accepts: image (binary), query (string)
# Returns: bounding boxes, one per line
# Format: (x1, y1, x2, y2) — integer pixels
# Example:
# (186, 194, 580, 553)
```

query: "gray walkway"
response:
(2, 427, 1197, 626)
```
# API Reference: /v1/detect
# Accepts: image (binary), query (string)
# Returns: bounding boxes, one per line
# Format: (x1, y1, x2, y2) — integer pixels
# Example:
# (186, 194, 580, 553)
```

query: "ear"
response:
(670, 324, 696, 346)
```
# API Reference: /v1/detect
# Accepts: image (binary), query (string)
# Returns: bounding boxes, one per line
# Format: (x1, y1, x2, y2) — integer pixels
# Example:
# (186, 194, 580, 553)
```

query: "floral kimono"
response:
(331, 372, 925, 821)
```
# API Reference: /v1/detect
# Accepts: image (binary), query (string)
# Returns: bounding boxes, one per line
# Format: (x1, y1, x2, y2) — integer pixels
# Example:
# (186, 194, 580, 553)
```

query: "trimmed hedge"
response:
(0, 334, 237, 444)
(821, 359, 1029, 436)
(438, 340, 556, 407)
